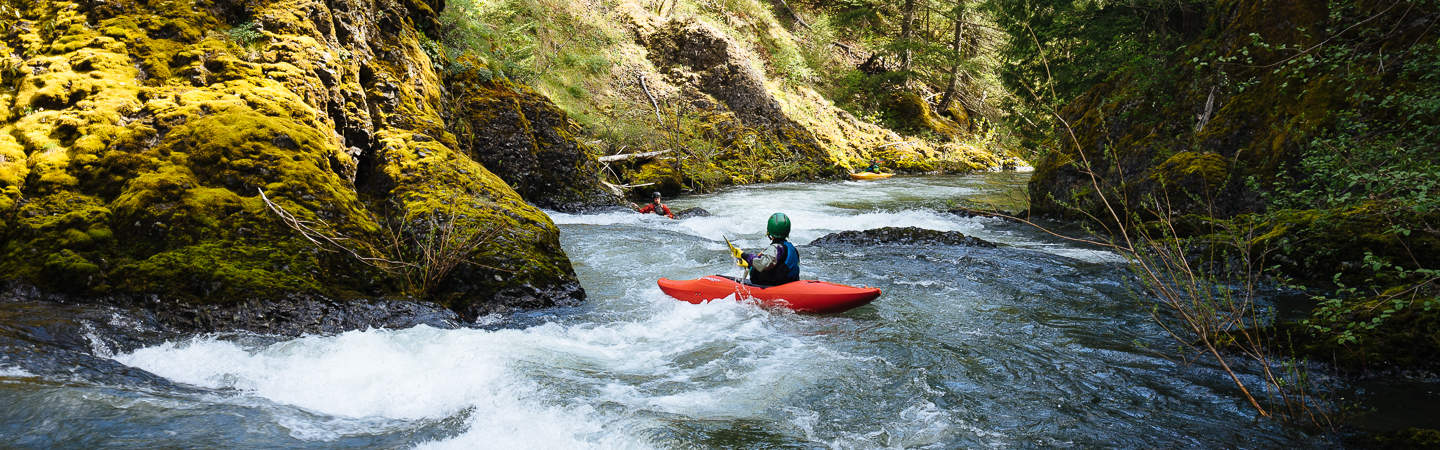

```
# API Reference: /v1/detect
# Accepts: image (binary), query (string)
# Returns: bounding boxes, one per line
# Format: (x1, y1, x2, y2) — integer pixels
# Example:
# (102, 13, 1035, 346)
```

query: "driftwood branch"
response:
(638, 74, 662, 124)
(775, 0, 810, 28)
(601, 181, 657, 197)
(259, 188, 401, 267)
(1195, 86, 1216, 134)
(598, 149, 672, 162)
(261, 188, 513, 296)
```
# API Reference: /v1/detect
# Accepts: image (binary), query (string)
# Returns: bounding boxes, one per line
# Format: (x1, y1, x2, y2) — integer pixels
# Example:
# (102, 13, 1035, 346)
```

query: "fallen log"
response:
(598, 149, 673, 162)
(601, 181, 657, 197)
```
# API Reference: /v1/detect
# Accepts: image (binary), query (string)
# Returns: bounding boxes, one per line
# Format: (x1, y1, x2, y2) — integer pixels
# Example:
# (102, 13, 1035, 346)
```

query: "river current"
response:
(1, 173, 1331, 447)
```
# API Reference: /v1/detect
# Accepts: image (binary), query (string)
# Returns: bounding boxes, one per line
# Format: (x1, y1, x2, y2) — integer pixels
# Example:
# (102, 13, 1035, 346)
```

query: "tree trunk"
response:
(900, 0, 917, 86)
(937, 4, 966, 113)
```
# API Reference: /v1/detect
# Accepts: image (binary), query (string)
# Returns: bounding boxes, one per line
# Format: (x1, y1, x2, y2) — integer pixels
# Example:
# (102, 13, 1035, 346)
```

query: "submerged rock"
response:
(948, 208, 1027, 222)
(673, 207, 712, 219)
(810, 227, 998, 248)
(0, 283, 468, 385)
(1, 281, 461, 337)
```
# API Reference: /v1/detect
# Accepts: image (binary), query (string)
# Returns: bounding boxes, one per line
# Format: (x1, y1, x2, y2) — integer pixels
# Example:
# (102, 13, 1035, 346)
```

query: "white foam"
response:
(548, 210, 664, 226)
(1031, 245, 1127, 264)
(113, 294, 862, 447)
(0, 366, 33, 378)
(81, 320, 114, 358)
(115, 326, 632, 446)
(117, 327, 532, 418)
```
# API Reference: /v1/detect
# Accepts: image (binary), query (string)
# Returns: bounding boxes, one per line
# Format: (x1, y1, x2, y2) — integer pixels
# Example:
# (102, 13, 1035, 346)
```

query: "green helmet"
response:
(766, 213, 791, 239)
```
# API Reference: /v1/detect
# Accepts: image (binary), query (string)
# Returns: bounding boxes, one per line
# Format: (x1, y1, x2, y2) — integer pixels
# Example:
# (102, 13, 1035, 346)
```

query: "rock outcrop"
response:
(0, 0, 599, 320)
(445, 63, 609, 211)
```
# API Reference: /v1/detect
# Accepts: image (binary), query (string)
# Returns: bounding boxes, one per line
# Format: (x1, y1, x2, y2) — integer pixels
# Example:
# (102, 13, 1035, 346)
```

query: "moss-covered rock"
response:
(0, 0, 587, 319)
(888, 91, 963, 140)
(445, 62, 608, 211)
(1359, 427, 1440, 449)
(1180, 203, 1440, 371)
(1151, 151, 1228, 190)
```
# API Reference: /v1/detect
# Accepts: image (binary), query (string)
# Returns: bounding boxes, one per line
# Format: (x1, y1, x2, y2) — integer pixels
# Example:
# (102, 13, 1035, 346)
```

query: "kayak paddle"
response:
(724, 236, 749, 268)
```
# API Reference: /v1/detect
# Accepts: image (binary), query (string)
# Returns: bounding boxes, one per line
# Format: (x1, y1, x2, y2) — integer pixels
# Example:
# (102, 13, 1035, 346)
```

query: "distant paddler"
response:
(850, 159, 893, 180)
(863, 158, 885, 174)
(633, 191, 675, 219)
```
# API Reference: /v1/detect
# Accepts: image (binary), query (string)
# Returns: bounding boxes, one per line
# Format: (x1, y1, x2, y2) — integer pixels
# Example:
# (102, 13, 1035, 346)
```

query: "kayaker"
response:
(863, 159, 887, 173)
(741, 213, 800, 286)
(635, 191, 675, 219)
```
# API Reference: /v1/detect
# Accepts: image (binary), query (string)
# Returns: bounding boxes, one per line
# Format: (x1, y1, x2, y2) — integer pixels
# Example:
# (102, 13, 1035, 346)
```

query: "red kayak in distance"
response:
(657, 275, 881, 314)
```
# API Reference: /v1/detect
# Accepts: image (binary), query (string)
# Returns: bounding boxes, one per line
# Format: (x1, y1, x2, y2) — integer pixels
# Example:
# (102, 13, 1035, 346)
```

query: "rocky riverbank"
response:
(0, 0, 1019, 332)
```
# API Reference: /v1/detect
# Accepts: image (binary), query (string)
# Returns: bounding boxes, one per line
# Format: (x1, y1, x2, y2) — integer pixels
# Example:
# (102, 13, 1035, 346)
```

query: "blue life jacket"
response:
(779, 240, 800, 281)
(751, 240, 800, 285)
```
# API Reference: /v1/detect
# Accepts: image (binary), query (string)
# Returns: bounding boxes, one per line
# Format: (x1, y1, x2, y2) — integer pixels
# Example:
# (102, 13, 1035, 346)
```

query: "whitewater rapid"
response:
(106, 177, 1046, 447)
(88, 174, 1303, 447)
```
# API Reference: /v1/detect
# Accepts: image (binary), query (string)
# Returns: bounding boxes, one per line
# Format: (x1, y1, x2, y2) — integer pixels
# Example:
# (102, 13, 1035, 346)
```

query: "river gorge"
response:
(10, 173, 1430, 447)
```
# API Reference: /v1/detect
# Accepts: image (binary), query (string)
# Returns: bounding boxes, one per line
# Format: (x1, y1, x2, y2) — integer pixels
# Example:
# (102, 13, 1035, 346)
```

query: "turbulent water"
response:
(1, 173, 1338, 447)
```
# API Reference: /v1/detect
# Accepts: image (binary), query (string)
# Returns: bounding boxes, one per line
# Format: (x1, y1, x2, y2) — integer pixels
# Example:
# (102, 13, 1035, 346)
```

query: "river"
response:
(1, 173, 1338, 447)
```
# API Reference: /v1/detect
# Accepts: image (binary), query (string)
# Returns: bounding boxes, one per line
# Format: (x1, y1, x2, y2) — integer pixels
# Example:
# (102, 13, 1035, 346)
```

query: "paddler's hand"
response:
(724, 236, 749, 268)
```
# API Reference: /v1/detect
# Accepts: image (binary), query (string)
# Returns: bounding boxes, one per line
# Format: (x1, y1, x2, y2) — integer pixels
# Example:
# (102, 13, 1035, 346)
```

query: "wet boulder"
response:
(810, 227, 997, 248)
(948, 207, 1027, 222)
(673, 207, 711, 219)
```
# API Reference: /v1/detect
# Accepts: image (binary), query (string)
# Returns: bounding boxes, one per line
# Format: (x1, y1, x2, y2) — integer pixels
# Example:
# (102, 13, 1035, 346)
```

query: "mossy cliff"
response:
(596, 2, 1016, 194)
(434, 0, 1021, 199)
(0, 0, 594, 318)
(1023, 0, 1439, 370)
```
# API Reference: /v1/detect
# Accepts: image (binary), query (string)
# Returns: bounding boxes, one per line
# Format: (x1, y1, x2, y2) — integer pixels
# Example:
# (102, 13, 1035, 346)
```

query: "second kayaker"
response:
(742, 212, 801, 286)
(635, 191, 675, 219)
(862, 159, 884, 173)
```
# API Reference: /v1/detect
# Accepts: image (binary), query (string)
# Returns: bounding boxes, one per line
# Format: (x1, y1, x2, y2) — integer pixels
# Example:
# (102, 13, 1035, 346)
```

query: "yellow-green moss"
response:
(1365, 427, 1440, 449)
(369, 128, 580, 310)
(0, 0, 584, 309)
(1150, 151, 1229, 187)
(0, 133, 27, 213)
(890, 92, 963, 140)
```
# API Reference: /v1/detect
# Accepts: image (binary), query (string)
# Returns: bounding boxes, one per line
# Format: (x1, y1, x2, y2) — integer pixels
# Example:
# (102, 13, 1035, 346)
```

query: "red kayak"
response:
(657, 276, 881, 313)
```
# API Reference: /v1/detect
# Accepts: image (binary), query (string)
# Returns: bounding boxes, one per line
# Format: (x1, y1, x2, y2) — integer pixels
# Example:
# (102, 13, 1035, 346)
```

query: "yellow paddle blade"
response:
(724, 236, 748, 268)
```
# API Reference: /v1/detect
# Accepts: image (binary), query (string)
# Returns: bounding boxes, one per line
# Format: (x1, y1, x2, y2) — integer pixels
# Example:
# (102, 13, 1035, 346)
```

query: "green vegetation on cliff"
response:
(989, 0, 1439, 376)
(431, 0, 1020, 197)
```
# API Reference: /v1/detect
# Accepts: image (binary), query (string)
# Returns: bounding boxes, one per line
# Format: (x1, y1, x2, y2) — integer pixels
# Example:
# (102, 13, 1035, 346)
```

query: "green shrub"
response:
(227, 21, 263, 47)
